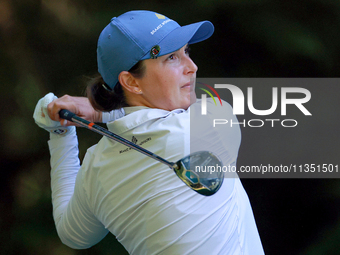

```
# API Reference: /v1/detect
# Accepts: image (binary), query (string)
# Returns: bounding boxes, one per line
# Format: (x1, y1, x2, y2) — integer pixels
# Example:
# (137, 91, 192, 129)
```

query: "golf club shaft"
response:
(59, 109, 176, 169)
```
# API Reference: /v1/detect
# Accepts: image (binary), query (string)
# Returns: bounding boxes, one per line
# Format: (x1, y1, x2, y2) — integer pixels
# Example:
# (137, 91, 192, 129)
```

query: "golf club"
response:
(59, 109, 224, 196)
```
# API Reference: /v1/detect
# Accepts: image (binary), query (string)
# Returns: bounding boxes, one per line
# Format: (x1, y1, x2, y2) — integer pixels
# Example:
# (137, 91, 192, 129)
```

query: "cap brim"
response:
(141, 21, 214, 60)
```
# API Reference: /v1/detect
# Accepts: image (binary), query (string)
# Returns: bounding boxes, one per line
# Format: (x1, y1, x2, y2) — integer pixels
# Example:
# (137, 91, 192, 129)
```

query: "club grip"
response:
(59, 109, 76, 121)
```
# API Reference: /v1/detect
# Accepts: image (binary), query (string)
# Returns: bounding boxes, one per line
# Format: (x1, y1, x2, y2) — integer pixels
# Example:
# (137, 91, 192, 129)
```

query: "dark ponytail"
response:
(86, 76, 128, 112)
(86, 60, 145, 112)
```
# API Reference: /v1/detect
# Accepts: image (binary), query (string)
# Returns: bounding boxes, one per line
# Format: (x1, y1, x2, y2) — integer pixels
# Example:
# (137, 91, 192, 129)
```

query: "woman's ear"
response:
(118, 71, 142, 94)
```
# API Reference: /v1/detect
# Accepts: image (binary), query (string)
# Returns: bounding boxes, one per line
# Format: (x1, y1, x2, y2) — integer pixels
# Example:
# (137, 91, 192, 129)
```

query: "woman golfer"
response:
(34, 10, 264, 255)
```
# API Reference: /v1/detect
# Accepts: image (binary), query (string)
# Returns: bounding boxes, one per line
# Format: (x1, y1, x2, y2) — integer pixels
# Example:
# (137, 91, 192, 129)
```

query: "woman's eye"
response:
(168, 54, 175, 60)
(185, 46, 191, 55)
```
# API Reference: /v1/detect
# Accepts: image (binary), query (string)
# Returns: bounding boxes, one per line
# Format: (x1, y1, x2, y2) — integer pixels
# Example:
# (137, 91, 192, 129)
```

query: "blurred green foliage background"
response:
(0, 0, 339, 254)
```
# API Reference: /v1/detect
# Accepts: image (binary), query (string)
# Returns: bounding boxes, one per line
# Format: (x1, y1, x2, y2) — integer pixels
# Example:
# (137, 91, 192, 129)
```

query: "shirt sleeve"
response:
(48, 133, 109, 249)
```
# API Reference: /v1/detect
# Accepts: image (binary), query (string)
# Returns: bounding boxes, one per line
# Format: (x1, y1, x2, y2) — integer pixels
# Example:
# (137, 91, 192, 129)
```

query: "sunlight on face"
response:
(134, 44, 198, 111)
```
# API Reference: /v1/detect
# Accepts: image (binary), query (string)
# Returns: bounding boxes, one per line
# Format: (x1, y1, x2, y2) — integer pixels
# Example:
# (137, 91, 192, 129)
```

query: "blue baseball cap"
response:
(97, 10, 214, 89)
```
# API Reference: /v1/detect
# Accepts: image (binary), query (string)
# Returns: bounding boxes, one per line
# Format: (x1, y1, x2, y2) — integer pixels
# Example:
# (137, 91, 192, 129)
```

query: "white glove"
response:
(33, 93, 75, 136)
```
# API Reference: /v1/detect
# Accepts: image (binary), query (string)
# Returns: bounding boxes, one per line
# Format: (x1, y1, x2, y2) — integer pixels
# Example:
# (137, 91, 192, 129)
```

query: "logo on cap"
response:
(155, 13, 165, 19)
(150, 45, 161, 59)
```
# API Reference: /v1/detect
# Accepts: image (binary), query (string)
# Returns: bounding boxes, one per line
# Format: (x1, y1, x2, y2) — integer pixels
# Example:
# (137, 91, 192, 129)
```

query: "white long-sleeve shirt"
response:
(48, 99, 264, 255)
